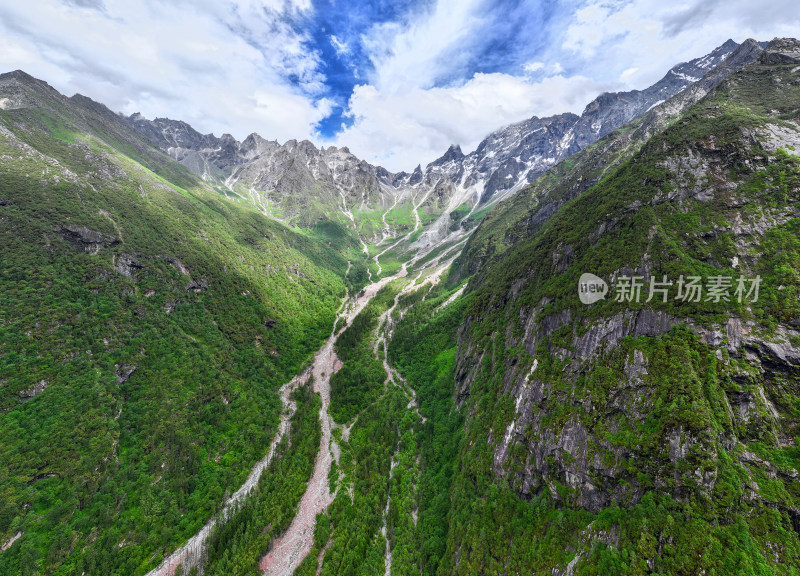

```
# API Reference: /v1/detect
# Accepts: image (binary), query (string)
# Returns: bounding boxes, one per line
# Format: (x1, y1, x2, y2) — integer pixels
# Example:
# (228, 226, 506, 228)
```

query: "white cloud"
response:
(333, 0, 800, 171)
(523, 61, 545, 73)
(333, 72, 611, 171)
(338, 0, 615, 170)
(330, 35, 349, 56)
(561, 0, 800, 90)
(1, 0, 799, 175)
(0, 0, 328, 143)
(361, 0, 487, 91)
(620, 67, 639, 83)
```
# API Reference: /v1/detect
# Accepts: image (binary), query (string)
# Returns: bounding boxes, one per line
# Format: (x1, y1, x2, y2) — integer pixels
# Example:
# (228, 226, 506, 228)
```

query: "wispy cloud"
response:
(361, 0, 486, 91)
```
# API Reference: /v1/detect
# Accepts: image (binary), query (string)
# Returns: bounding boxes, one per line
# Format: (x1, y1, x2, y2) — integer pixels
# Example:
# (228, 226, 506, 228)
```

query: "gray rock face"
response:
(115, 364, 137, 385)
(459, 300, 800, 513)
(114, 253, 145, 278)
(160, 255, 190, 275)
(19, 379, 49, 398)
(0, 70, 63, 111)
(57, 225, 120, 254)
(123, 120, 394, 228)
(759, 37, 800, 64)
(425, 39, 741, 208)
(452, 38, 800, 519)
(454, 39, 766, 283)
(187, 278, 209, 293)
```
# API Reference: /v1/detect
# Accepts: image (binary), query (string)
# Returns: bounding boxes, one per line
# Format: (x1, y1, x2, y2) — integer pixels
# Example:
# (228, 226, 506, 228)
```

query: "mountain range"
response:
(122, 39, 748, 245)
(0, 35, 799, 576)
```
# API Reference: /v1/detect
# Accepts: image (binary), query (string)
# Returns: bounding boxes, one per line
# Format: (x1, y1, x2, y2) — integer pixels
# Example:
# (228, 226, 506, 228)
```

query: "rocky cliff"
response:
(442, 37, 800, 574)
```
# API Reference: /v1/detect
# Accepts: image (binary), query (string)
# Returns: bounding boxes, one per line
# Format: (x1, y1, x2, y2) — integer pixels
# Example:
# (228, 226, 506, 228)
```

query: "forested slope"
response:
(395, 38, 800, 575)
(0, 71, 361, 575)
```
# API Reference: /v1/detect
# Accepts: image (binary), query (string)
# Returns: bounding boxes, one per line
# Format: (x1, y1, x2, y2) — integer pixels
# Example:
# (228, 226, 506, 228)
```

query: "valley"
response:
(1, 35, 800, 576)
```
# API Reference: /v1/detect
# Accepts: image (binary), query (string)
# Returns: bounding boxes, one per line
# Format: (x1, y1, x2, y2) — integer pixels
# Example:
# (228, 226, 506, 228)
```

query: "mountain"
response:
(126, 113, 399, 231)
(389, 37, 800, 574)
(408, 39, 746, 248)
(124, 40, 745, 251)
(2, 36, 800, 576)
(454, 38, 767, 283)
(0, 69, 367, 575)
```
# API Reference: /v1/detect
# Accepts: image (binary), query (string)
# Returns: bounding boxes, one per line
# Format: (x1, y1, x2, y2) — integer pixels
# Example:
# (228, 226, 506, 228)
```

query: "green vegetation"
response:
(374, 245, 408, 278)
(311, 282, 427, 576)
(307, 219, 371, 292)
(315, 387, 421, 575)
(4, 45, 800, 576)
(0, 78, 354, 575)
(329, 286, 397, 424)
(389, 284, 469, 574)
(201, 381, 321, 576)
(433, 45, 800, 574)
(447, 202, 472, 232)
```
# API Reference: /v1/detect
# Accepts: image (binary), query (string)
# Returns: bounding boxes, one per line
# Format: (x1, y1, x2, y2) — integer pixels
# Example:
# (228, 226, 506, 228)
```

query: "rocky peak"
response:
(0, 69, 64, 110)
(429, 144, 465, 167)
(441, 39, 744, 205)
(120, 39, 759, 236)
(126, 114, 216, 151)
(761, 37, 800, 64)
(409, 164, 423, 185)
(0, 69, 53, 92)
(241, 133, 277, 158)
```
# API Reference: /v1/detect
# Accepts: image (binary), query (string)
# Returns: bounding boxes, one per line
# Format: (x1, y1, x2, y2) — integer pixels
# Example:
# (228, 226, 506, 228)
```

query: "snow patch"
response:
(670, 71, 700, 82)
(503, 421, 516, 445)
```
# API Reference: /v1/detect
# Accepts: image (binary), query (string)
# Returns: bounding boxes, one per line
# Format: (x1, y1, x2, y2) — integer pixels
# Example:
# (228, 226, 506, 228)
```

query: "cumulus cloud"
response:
(0, 0, 329, 143)
(334, 72, 612, 171)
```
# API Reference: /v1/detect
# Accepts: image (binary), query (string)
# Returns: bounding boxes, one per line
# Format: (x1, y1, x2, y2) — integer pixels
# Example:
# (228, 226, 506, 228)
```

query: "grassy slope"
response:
(0, 76, 353, 575)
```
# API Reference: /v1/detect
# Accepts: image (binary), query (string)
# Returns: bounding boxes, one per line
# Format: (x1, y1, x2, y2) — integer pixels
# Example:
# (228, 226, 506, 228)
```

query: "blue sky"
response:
(1, 0, 798, 170)
(289, 0, 561, 138)
(293, 0, 429, 136)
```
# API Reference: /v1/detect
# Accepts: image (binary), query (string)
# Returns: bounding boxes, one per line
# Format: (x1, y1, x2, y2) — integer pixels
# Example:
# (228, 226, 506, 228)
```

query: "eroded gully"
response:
(259, 263, 408, 575)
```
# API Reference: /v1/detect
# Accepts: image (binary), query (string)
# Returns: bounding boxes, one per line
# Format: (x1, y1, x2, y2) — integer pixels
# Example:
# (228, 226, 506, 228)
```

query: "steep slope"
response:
(0, 71, 357, 575)
(411, 37, 800, 574)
